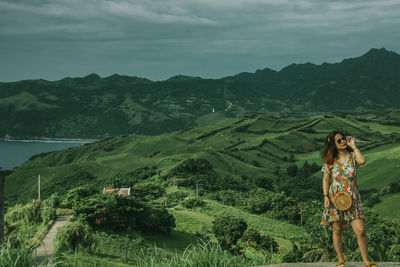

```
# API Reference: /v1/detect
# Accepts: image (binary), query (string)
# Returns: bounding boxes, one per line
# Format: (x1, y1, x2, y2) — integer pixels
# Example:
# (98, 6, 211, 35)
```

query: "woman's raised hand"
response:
(346, 136, 356, 149)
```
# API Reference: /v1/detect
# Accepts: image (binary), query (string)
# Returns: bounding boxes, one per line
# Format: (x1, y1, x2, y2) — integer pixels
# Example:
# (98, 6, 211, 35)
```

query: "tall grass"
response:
(134, 240, 280, 267)
(0, 237, 57, 267)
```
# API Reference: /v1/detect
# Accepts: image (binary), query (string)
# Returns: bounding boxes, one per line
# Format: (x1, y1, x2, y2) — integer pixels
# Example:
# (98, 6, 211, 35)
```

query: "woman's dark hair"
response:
(322, 131, 353, 164)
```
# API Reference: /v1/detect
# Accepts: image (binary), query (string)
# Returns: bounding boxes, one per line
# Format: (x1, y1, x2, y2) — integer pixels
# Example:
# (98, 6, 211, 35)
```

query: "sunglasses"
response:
(336, 137, 347, 144)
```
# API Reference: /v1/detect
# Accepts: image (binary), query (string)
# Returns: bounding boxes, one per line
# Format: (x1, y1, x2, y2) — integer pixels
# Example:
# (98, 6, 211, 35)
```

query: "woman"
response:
(320, 131, 377, 267)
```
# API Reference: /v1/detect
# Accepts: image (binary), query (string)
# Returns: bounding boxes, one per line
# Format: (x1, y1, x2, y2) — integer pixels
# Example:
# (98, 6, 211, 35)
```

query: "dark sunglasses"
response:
(336, 137, 347, 144)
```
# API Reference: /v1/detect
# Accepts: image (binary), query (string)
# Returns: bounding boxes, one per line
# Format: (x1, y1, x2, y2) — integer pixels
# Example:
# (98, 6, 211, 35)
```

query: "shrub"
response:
(255, 176, 274, 190)
(127, 166, 158, 180)
(55, 221, 93, 252)
(5, 202, 41, 225)
(182, 197, 204, 209)
(41, 193, 60, 222)
(389, 182, 400, 194)
(161, 191, 189, 207)
(132, 182, 166, 200)
(138, 203, 176, 234)
(171, 158, 213, 175)
(286, 165, 298, 177)
(248, 188, 300, 224)
(240, 228, 279, 253)
(212, 212, 247, 250)
(209, 190, 248, 207)
(72, 193, 175, 233)
(364, 192, 381, 207)
(60, 184, 98, 209)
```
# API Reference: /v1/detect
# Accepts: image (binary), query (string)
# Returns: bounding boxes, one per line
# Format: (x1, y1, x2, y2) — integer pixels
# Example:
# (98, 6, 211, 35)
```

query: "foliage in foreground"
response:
(0, 237, 56, 267)
(134, 240, 280, 267)
(4, 193, 60, 244)
(55, 221, 93, 253)
(57, 240, 280, 267)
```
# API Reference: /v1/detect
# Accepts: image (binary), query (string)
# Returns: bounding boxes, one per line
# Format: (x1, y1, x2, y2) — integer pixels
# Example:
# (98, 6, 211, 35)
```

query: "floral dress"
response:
(320, 151, 365, 230)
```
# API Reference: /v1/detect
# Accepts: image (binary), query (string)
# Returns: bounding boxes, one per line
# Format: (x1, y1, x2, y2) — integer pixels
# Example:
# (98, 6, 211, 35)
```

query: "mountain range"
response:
(1, 47, 399, 138)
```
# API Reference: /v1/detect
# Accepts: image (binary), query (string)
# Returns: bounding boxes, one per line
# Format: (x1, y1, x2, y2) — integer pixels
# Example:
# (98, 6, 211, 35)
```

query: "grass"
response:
(8, 112, 395, 205)
(357, 143, 400, 190)
(58, 240, 281, 267)
(191, 199, 305, 252)
(0, 237, 58, 267)
(374, 193, 400, 219)
(4, 112, 400, 265)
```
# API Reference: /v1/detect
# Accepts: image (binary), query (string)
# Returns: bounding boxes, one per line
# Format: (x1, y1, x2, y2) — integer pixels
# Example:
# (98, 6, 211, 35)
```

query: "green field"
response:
(3, 111, 400, 265)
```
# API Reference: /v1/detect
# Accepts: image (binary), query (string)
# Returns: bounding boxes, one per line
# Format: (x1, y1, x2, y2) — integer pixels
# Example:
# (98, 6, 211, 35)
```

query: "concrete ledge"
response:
(257, 262, 400, 267)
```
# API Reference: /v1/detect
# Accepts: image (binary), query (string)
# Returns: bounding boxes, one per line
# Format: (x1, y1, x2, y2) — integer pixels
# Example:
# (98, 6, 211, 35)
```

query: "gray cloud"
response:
(0, 0, 399, 82)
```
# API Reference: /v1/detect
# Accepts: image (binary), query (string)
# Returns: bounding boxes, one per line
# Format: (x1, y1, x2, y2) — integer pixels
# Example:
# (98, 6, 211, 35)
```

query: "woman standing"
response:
(320, 131, 377, 267)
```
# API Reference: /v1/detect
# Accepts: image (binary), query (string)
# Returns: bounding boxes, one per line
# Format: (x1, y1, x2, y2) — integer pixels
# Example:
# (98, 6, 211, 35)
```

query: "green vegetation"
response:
(2, 48, 400, 139)
(3, 110, 400, 265)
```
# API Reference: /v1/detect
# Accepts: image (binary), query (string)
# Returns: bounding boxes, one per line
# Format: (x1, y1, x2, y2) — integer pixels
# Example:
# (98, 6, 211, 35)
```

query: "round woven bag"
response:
(333, 191, 352, 211)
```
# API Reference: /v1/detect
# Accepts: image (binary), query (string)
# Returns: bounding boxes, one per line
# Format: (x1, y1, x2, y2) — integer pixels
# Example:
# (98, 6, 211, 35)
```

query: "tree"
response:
(255, 176, 274, 190)
(212, 212, 247, 250)
(389, 182, 400, 193)
(240, 228, 279, 253)
(132, 182, 166, 200)
(60, 184, 98, 209)
(287, 165, 298, 177)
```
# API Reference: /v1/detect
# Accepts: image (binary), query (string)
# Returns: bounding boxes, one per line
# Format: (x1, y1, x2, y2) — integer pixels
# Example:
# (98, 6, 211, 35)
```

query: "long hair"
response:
(322, 131, 353, 164)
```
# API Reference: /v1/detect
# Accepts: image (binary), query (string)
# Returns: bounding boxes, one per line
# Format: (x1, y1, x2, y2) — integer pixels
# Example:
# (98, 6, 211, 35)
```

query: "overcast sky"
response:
(1, 0, 400, 82)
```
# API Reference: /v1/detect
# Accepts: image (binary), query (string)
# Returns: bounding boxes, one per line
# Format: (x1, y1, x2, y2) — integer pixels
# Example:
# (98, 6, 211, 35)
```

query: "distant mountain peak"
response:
(83, 73, 101, 80)
(166, 75, 202, 81)
(365, 47, 388, 54)
(361, 47, 399, 58)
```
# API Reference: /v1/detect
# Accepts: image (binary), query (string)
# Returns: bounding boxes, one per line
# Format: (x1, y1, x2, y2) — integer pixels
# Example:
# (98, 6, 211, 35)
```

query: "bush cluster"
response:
(55, 221, 93, 252)
(64, 184, 175, 234)
(40, 193, 60, 222)
(248, 188, 300, 224)
(160, 191, 189, 207)
(212, 213, 278, 255)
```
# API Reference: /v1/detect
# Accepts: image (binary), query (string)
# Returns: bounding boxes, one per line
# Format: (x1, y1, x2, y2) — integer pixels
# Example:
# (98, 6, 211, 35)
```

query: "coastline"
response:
(1, 137, 98, 143)
(0, 138, 98, 169)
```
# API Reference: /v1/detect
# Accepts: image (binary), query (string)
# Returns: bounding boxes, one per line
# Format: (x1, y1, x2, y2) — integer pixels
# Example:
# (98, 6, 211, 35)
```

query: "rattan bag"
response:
(333, 191, 352, 211)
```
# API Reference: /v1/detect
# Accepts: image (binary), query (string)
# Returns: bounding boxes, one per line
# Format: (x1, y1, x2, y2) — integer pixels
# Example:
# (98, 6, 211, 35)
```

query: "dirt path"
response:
(257, 262, 400, 267)
(34, 214, 73, 264)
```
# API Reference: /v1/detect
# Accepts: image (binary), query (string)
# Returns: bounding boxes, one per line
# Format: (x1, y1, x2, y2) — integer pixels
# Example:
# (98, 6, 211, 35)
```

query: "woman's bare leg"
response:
(351, 218, 369, 265)
(332, 221, 345, 262)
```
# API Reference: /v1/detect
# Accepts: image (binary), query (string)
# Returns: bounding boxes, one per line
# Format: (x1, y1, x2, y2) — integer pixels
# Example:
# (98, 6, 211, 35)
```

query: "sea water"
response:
(0, 139, 95, 170)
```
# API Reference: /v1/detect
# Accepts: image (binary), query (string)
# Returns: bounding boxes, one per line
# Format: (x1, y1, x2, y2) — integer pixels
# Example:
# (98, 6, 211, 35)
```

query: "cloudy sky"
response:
(1, 0, 400, 82)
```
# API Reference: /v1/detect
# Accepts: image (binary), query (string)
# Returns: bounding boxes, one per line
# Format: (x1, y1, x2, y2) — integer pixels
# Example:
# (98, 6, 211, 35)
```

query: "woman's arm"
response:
(347, 137, 366, 165)
(322, 172, 330, 196)
(323, 172, 330, 208)
(352, 147, 366, 165)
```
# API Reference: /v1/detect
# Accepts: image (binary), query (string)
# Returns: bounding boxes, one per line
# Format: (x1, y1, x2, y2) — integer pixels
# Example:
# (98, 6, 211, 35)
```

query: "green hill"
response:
(3, 111, 400, 265)
(5, 112, 400, 213)
(1, 48, 400, 138)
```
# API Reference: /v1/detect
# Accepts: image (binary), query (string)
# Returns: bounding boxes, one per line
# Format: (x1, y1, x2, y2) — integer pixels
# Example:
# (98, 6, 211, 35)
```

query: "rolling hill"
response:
(5, 112, 400, 214)
(1, 48, 400, 138)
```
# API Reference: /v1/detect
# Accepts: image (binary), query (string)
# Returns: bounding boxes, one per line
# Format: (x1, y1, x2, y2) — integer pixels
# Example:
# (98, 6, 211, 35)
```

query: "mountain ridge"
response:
(1, 47, 400, 138)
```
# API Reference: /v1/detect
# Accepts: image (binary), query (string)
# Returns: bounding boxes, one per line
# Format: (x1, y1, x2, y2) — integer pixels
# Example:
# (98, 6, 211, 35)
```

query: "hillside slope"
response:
(1, 48, 400, 138)
(5, 112, 400, 217)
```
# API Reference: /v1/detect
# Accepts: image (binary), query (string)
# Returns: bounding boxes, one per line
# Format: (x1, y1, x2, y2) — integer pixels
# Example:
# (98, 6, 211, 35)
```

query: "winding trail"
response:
(34, 214, 73, 264)
(225, 100, 232, 111)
